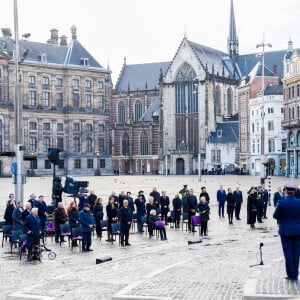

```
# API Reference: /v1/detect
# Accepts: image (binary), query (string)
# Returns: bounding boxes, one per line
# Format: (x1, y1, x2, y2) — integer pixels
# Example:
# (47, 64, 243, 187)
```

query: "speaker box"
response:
(96, 256, 112, 264)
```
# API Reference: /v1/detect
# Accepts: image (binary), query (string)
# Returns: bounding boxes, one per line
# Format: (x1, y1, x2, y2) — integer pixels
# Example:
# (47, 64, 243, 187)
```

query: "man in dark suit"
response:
(273, 186, 284, 207)
(119, 200, 132, 246)
(273, 184, 300, 281)
(261, 184, 269, 219)
(217, 184, 226, 218)
(187, 189, 197, 232)
(233, 186, 243, 220)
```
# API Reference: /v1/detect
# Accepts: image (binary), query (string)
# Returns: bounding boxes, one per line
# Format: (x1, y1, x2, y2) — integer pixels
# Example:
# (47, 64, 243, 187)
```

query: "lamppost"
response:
(94, 151, 101, 176)
(256, 35, 272, 184)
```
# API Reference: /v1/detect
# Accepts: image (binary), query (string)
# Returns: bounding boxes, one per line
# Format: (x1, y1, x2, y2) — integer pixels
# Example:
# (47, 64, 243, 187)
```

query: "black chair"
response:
(131, 213, 137, 232)
(71, 227, 82, 252)
(10, 229, 23, 253)
(2, 225, 12, 248)
(141, 216, 148, 236)
(182, 213, 189, 232)
(0, 220, 6, 232)
(59, 223, 71, 246)
(44, 220, 55, 241)
(111, 222, 121, 245)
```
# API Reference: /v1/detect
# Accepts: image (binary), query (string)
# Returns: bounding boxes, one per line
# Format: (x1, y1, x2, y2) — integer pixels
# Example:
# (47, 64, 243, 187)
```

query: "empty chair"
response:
(131, 213, 137, 232)
(141, 216, 148, 235)
(191, 215, 201, 236)
(111, 222, 121, 245)
(10, 229, 23, 253)
(181, 213, 189, 232)
(71, 227, 82, 252)
(59, 223, 71, 246)
(2, 225, 12, 248)
(44, 221, 55, 241)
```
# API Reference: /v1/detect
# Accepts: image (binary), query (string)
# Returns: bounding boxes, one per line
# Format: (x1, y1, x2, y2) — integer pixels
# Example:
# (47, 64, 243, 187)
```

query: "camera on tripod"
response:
(64, 176, 89, 197)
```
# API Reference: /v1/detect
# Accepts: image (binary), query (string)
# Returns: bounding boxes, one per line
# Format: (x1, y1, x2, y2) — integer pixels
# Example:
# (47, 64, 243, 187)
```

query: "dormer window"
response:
(217, 130, 223, 138)
(40, 53, 47, 62)
(81, 58, 89, 66)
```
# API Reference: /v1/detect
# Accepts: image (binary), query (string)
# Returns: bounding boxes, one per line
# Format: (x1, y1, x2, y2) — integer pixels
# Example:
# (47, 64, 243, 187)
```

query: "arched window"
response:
(135, 100, 142, 121)
(118, 101, 125, 124)
(140, 131, 149, 155)
(215, 85, 221, 116)
(86, 138, 93, 152)
(297, 131, 300, 147)
(289, 132, 295, 147)
(227, 88, 233, 116)
(122, 133, 129, 156)
(74, 138, 80, 152)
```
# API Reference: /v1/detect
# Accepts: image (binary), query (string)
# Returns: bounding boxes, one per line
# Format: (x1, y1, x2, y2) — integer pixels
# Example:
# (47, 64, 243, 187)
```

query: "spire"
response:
(228, 0, 239, 58)
(288, 38, 293, 52)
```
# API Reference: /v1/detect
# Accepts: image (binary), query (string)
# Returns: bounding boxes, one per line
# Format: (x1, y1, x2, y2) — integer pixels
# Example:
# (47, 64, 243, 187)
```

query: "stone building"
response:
(0, 26, 112, 176)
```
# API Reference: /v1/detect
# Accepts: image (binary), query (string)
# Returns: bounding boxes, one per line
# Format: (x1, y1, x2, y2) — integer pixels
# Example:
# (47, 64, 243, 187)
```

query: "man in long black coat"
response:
(119, 200, 132, 246)
(233, 186, 243, 220)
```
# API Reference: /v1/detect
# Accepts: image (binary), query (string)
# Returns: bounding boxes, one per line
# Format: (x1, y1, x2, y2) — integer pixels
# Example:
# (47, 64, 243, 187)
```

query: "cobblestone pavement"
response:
(0, 175, 300, 300)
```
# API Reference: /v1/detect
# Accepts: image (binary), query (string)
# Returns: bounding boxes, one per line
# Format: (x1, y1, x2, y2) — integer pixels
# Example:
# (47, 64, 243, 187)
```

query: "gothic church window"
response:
(118, 101, 125, 124)
(135, 100, 142, 121)
(227, 88, 233, 116)
(140, 131, 149, 155)
(215, 86, 221, 116)
(122, 133, 129, 156)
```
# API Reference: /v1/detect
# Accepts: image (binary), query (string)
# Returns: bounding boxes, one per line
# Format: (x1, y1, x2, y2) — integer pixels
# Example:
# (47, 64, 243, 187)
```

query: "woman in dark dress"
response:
(106, 196, 118, 242)
(172, 194, 182, 228)
(4, 199, 15, 225)
(197, 196, 210, 236)
(93, 197, 104, 238)
(146, 196, 156, 236)
(66, 201, 79, 246)
(226, 188, 235, 225)
(247, 187, 258, 228)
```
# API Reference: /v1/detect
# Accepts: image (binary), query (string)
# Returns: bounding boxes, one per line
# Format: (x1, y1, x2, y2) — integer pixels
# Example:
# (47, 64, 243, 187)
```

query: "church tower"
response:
(228, 0, 239, 59)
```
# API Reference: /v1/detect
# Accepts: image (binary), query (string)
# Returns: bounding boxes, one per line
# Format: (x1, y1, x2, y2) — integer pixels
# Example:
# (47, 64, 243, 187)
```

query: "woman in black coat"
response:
(247, 188, 258, 228)
(226, 188, 235, 225)
(67, 201, 79, 246)
(93, 197, 104, 238)
(4, 200, 15, 225)
(146, 196, 156, 236)
(160, 191, 170, 225)
(106, 196, 118, 242)
(172, 194, 182, 228)
(197, 196, 210, 236)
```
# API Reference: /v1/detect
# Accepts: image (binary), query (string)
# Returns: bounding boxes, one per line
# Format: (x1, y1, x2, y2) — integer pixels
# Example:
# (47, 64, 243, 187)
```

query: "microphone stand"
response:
(250, 245, 264, 267)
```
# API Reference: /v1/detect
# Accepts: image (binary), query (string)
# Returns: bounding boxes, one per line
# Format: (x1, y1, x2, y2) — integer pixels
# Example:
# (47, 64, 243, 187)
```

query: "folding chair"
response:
(141, 216, 148, 236)
(111, 222, 121, 245)
(71, 227, 82, 252)
(131, 213, 137, 232)
(10, 229, 23, 253)
(2, 225, 12, 248)
(59, 223, 71, 246)
(44, 221, 55, 241)
(191, 215, 201, 236)
(181, 213, 188, 232)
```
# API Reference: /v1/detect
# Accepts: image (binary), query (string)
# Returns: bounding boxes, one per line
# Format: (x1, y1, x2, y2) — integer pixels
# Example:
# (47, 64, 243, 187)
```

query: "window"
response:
(98, 81, 103, 89)
(252, 140, 255, 153)
(211, 149, 221, 163)
(118, 102, 125, 124)
(297, 131, 300, 147)
(74, 159, 81, 169)
(45, 160, 51, 169)
(57, 137, 64, 150)
(74, 138, 80, 152)
(56, 78, 63, 87)
(87, 159, 93, 168)
(72, 79, 79, 88)
(29, 122, 37, 130)
(56, 93, 63, 108)
(57, 123, 64, 131)
(98, 124, 104, 132)
(281, 107, 284, 114)
(73, 93, 79, 108)
(86, 138, 93, 152)
(29, 91, 36, 106)
(81, 58, 89, 66)
(268, 121, 274, 131)
(251, 123, 255, 133)
(86, 124, 93, 132)
(268, 139, 275, 152)
(122, 133, 129, 156)
(42, 92, 50, 106)
(267, 107, 274, 114)
(43, 137, 50, 152)
(98, 95, 103, 109)
(100, 159, 105, 168)
(28, 75, 36, 85)
(43, 123, 50, 131)
(217, 130, 223, 138)
(85, 94, 92, 108)
(140, 131, 149, 155)
(42, 77, 50, 86)
(257, 139, 260, 154)
(227, 88, 233, 116)
(135, 101, 142, 121)
(73, 123, 80, 132)
(99, 138, 105, 153)
(0, 135, 2, 152)
(85, 80, 92, 89)
(28, 137, 37, 152)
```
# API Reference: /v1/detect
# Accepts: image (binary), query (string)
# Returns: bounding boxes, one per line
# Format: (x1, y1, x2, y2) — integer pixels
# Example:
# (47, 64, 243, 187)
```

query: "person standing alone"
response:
(79, 203, 94, 252)
(273, 184, 300, 281)
(119, 200, 132, 246)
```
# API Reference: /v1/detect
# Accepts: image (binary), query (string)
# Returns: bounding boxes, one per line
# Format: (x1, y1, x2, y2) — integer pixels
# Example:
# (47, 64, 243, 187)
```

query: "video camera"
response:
(64, 176, 89, 197)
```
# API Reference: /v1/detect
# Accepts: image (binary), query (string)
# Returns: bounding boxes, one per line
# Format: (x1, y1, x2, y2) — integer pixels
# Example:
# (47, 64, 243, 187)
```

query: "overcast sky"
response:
(1, 0, 300, 82)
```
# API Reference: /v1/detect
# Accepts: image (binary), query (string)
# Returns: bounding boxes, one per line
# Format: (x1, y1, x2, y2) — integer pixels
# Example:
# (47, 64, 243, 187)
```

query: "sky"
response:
(1, 0, 300, 83)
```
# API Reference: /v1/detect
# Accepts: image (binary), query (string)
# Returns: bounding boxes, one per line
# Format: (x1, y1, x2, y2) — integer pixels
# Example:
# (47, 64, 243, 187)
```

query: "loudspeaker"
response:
(188, 240, 202, 245)
(96, 256, 112, 264)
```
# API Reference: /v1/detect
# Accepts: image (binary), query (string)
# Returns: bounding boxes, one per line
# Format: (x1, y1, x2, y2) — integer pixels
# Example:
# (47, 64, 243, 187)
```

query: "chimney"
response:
(50, 28, 59, 44)
(273, 64, 277, 76)
(60, 35, 67, 46)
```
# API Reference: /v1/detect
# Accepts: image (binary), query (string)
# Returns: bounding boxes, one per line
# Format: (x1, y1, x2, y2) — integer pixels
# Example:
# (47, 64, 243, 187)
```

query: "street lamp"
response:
(256, 35, 272, 184)
(94, 151, 101, 176)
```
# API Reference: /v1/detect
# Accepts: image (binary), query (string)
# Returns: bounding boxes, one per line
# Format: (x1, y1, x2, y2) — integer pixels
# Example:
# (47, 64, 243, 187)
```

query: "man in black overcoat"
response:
(119, 200, 132, 246)
(233, 186, 243, 220)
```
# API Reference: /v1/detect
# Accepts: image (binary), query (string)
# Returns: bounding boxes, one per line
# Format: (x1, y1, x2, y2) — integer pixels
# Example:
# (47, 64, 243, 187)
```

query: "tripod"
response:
(250, 243, 264, 267)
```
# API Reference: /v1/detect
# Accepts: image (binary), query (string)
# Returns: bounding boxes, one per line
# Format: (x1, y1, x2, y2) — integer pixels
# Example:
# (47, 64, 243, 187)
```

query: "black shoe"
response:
(86, 248, 93, 251)
(285, 277, 298, 281)
(125, 243, 131, 246)
(106, 239, 111, 242)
